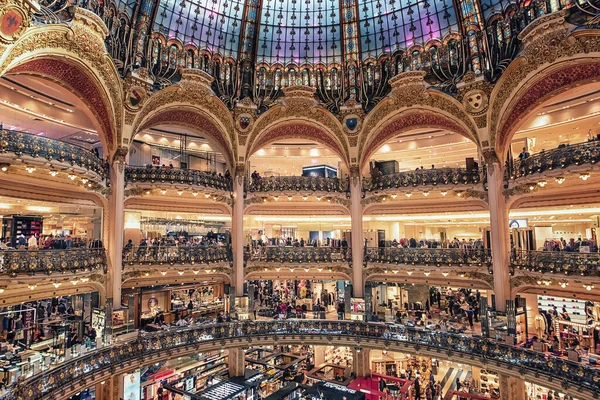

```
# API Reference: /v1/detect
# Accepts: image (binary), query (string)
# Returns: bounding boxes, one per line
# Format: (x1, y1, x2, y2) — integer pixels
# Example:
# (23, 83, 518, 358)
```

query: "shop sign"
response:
(322, 382, 357, 394)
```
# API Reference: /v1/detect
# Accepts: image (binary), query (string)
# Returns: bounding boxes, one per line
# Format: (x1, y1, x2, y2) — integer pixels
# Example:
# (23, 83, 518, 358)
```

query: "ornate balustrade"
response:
(512, 141, 600, 180)
(125, 166, 232, 192)
(0, 248, 107, 276)
(365, 247, 492, 267)
(363, 168, 482, 192)
(246, 176, 347, 193)
(14, 320, 600, 399)
(123, 245, 232, 266)
(0, 129, 107, 179)
(511, 250, 600, 276)
(246, 246, 352, 263)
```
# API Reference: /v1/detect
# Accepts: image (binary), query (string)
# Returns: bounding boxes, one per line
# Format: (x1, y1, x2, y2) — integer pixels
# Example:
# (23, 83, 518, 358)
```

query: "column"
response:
(487, 161, 510, 311)
(232, 173, 245, 296)
(228, 348, 245, 377)
(499, 374, 526, 400)
(107, 155, 125, 307)
(350, 177, 364, 297)
(352, 348, 371, 378)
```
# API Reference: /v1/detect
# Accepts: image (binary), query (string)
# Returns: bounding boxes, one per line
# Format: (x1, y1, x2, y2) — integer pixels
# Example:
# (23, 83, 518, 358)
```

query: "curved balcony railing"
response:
(125, 166, 232, 192)
(511, 250, 600, 276)
(123, 245, 232, 266)
(14, 320, 600, 399)
(0, 129, 107, 179)
(246, 176, 347, 193)
(365, 247, 492, 267)
(0, 248, 107, 276)
(512, 140, 600, 180)
(246, 246, 352, 263)
(363, 168, 482, 192)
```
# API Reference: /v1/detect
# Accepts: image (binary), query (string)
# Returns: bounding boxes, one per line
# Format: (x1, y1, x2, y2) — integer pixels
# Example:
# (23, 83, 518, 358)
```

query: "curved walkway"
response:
(14, 321, 600, 400)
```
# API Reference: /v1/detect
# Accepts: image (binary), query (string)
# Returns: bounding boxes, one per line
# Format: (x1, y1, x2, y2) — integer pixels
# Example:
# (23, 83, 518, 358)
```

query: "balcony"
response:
(14, 320, 600, 399)
(363, 168, 482, 192)
(125, 166, 232, 192)
(246, 246, 352, 263)
(365, 247, 492, 267)
(0, 248, 107, 276)
(511, 250, 600, 276)
(511, 140, 600, 180)
(246, 176, 347, 194)
(0, 129, 107, 180)
(123, 245, 232, 266)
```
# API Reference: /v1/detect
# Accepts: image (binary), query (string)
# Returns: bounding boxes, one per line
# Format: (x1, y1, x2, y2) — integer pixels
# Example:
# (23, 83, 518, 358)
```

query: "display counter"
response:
(306, 363, 352, 386)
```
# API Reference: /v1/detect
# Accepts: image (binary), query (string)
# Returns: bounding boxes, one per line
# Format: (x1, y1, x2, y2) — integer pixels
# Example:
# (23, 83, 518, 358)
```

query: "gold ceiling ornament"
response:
(0, 2, 29, 45)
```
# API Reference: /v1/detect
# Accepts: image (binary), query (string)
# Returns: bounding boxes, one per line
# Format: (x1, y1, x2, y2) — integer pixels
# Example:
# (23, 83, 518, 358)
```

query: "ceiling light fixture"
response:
(145, 190, 151, 195)
(53, 283, 61, 288)
(423, 191, 429, 197)
(68, 174, 77, 180)
(25, 166, 36, 173)
(192, 191, 198, 197)
(273, 196, 279, 201)
(49, 169, 59, 177)
(0, 163, 9, 172)
(81, 178, 88, 184)
(288, 196, 293, 201)
(407, 271, 413, 275)
(177, 190, 183, 196)
(580, 173, 590, 181)
(161, 189, 167, 195)
(205, 194, 211, 198)
(28, 284, 37, 290)
(302, 196, 308, 201)
(529, 185, 535, 191)
(316, 196, 322, 201)
(556, 177, 565, 184)
(405, 192, 412, 198)
(440, 191, 447, 196)
(537, 180, 547, 187)
(390, 194, 397, 199)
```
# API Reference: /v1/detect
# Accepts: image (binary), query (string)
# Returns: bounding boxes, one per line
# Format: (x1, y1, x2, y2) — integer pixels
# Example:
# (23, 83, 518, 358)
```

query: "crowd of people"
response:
(123, 233, 228, 252)
(0, 234, 101, 250)
(388, 237, 485, 249)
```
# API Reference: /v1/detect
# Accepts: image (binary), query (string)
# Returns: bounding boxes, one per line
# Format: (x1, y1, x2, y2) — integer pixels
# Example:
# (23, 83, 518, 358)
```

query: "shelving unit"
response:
(324, 346, 352, 367)
(478, 369, 500, 398)
(2, 215, 43, 247)
(537, 296, 587, 324)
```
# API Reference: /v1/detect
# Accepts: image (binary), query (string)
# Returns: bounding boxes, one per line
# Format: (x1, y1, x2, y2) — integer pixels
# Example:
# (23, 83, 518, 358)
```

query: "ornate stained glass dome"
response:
(43, 0, 594, 113)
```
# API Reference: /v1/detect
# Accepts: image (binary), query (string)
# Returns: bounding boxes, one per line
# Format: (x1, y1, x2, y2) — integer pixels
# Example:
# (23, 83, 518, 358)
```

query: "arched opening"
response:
(2, 56, 117, 154)
(135, 107, 235, 170)
(360, 110, 477, 171)
(496, 61, 600, 159)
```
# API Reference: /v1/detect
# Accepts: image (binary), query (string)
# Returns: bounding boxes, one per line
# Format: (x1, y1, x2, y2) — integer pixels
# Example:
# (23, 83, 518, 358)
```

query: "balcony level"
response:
(14, 320, 598, 400)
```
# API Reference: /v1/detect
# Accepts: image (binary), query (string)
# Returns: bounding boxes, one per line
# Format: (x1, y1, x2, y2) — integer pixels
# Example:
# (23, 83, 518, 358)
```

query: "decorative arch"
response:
(492, 58, 600, 159)
(247, 122, 350, 168)
(360, 108, 478, 170)
(0, 19, 123, 153)
(245, 101, 350, 167)
(131, 73, 236, 167)
(135, 106, 236, 169)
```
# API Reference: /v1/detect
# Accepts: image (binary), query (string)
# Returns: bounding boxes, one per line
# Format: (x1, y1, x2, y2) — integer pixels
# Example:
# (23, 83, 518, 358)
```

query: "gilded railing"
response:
(246, 176, 347, 193)
(511, 250, 600, 276)
(0, 248, 107, 276)
(13, 320, 600, 399)
(0, 130, 107, 179)
(123, 245, 232, 266)
(364, 247, 492, 267)
(512, 141, 600, 180)
(246, 246, 352, 263)
(363, 168, 482, 192)
(124, 166, 232, 192)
